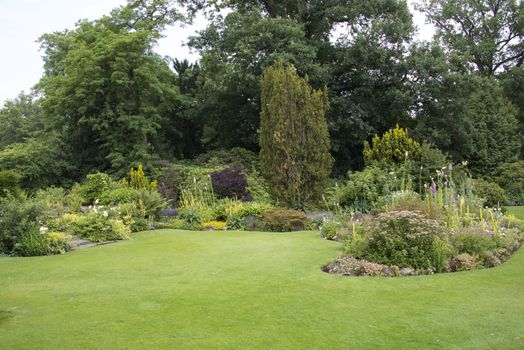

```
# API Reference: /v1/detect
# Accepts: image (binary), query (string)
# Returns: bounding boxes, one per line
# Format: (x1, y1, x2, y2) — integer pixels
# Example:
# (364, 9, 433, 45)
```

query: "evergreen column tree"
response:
(260, 61, 333, 207)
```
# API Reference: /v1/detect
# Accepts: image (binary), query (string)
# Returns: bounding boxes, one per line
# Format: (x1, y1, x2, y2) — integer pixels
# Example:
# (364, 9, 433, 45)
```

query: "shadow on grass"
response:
(0, 309, 14, 325)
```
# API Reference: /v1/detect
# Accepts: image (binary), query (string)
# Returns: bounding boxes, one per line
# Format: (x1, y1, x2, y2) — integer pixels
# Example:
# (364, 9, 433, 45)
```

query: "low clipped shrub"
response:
(352, 211, 443, 269)
(261, 208, 308, 232)
(472, 179, 507, 207)
(210, 163, 251, 201)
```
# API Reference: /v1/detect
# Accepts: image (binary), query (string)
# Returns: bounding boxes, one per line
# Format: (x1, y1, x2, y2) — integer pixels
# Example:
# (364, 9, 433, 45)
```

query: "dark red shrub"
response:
(210, 163, 251, 201)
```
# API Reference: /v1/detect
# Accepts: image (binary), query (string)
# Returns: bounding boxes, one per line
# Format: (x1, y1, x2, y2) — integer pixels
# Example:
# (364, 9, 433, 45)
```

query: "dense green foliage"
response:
(496, 161, 524, 205)
(0, 0, 522, 190)
(364, 125, 421, 165)
(260, 62, 333, 207)
(347, 211, 444, 270)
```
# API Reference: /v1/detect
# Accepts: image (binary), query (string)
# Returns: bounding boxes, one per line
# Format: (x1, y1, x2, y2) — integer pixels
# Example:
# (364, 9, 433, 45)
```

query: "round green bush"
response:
(354, 210, 443, 269)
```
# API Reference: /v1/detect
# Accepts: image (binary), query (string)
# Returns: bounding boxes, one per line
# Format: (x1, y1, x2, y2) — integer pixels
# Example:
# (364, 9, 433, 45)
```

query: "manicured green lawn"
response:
(1, 209, 523, 349)
(507, 206, 524, 219)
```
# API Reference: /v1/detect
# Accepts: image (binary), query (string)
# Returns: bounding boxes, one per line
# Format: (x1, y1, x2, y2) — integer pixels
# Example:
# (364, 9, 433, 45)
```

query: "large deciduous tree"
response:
(188, 7, 323, 150)
(37, 1, 185, 177)
(260, 62, 333, 207)
(416, 0, 524, 75)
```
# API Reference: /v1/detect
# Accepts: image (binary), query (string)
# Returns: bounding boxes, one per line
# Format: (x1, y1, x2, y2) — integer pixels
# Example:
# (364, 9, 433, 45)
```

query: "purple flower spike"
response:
(448, 164, 453, 171)
(452, 196, 456, 204)
(430, 182, 437, 194)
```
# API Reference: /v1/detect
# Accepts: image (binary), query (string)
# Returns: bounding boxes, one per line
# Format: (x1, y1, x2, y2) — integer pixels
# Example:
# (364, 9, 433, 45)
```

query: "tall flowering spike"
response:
(430, 182, 437, 194)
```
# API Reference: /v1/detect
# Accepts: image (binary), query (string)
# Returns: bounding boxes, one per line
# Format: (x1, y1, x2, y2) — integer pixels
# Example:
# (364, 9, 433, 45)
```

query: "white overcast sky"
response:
(0, 0, 433, 105)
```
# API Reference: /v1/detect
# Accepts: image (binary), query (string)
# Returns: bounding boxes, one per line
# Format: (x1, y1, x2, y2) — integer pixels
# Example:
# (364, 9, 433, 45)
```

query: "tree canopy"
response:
(0, 0, 522, 191)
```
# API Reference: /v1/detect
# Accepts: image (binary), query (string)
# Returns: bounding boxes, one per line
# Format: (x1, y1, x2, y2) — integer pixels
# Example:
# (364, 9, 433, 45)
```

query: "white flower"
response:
(102, 210, 109, 218)
(193, 177, 197, 184)
(95, 199, 99, 204)
(39, 226, 48, 235)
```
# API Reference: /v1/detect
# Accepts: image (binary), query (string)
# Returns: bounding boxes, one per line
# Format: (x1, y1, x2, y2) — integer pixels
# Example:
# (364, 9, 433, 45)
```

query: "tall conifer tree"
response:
(260, 61, 333, 207)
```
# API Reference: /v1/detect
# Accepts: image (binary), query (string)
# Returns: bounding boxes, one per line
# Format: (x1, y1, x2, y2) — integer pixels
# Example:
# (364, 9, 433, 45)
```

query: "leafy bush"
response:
(210, 163, 251, 201)
(386, 191, 441, 219)
(446, 253, 481, 272)
(352, 211, 443, 269)
(178, 207, 203, 226)
(170, 163, 218, 198)
(364, 124, 420, 165)
(320, 219, 341, 240)
(0, 170, 22, 198)
(412, 142, 449, 192)
(54, 211, 130, 242)
(130, 189, 167, 218)
(0, 134, 73, 191)
(65, 184, 84, 212)
(0, 196, 44, 255)
(157, 167, 179, 204)
(261, 208, 308, 232)
(449, 230, 497, 255)
(82, 172, 113, 204)
(46, 231, 72, 254)
(13, 229, 49, 257)
(34, 187, 67, 219)
(194, 147, 260, 172)
(334, 166, 398, 211)
(99, 186, 136, 205)
(493, 228, 523, 260)
(246, 174, 273, 204)
(496, 161, 524, 205)
(432, 238, 455, 273)
(202, 221, 227, 230)
(472, 179, 507, 207)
